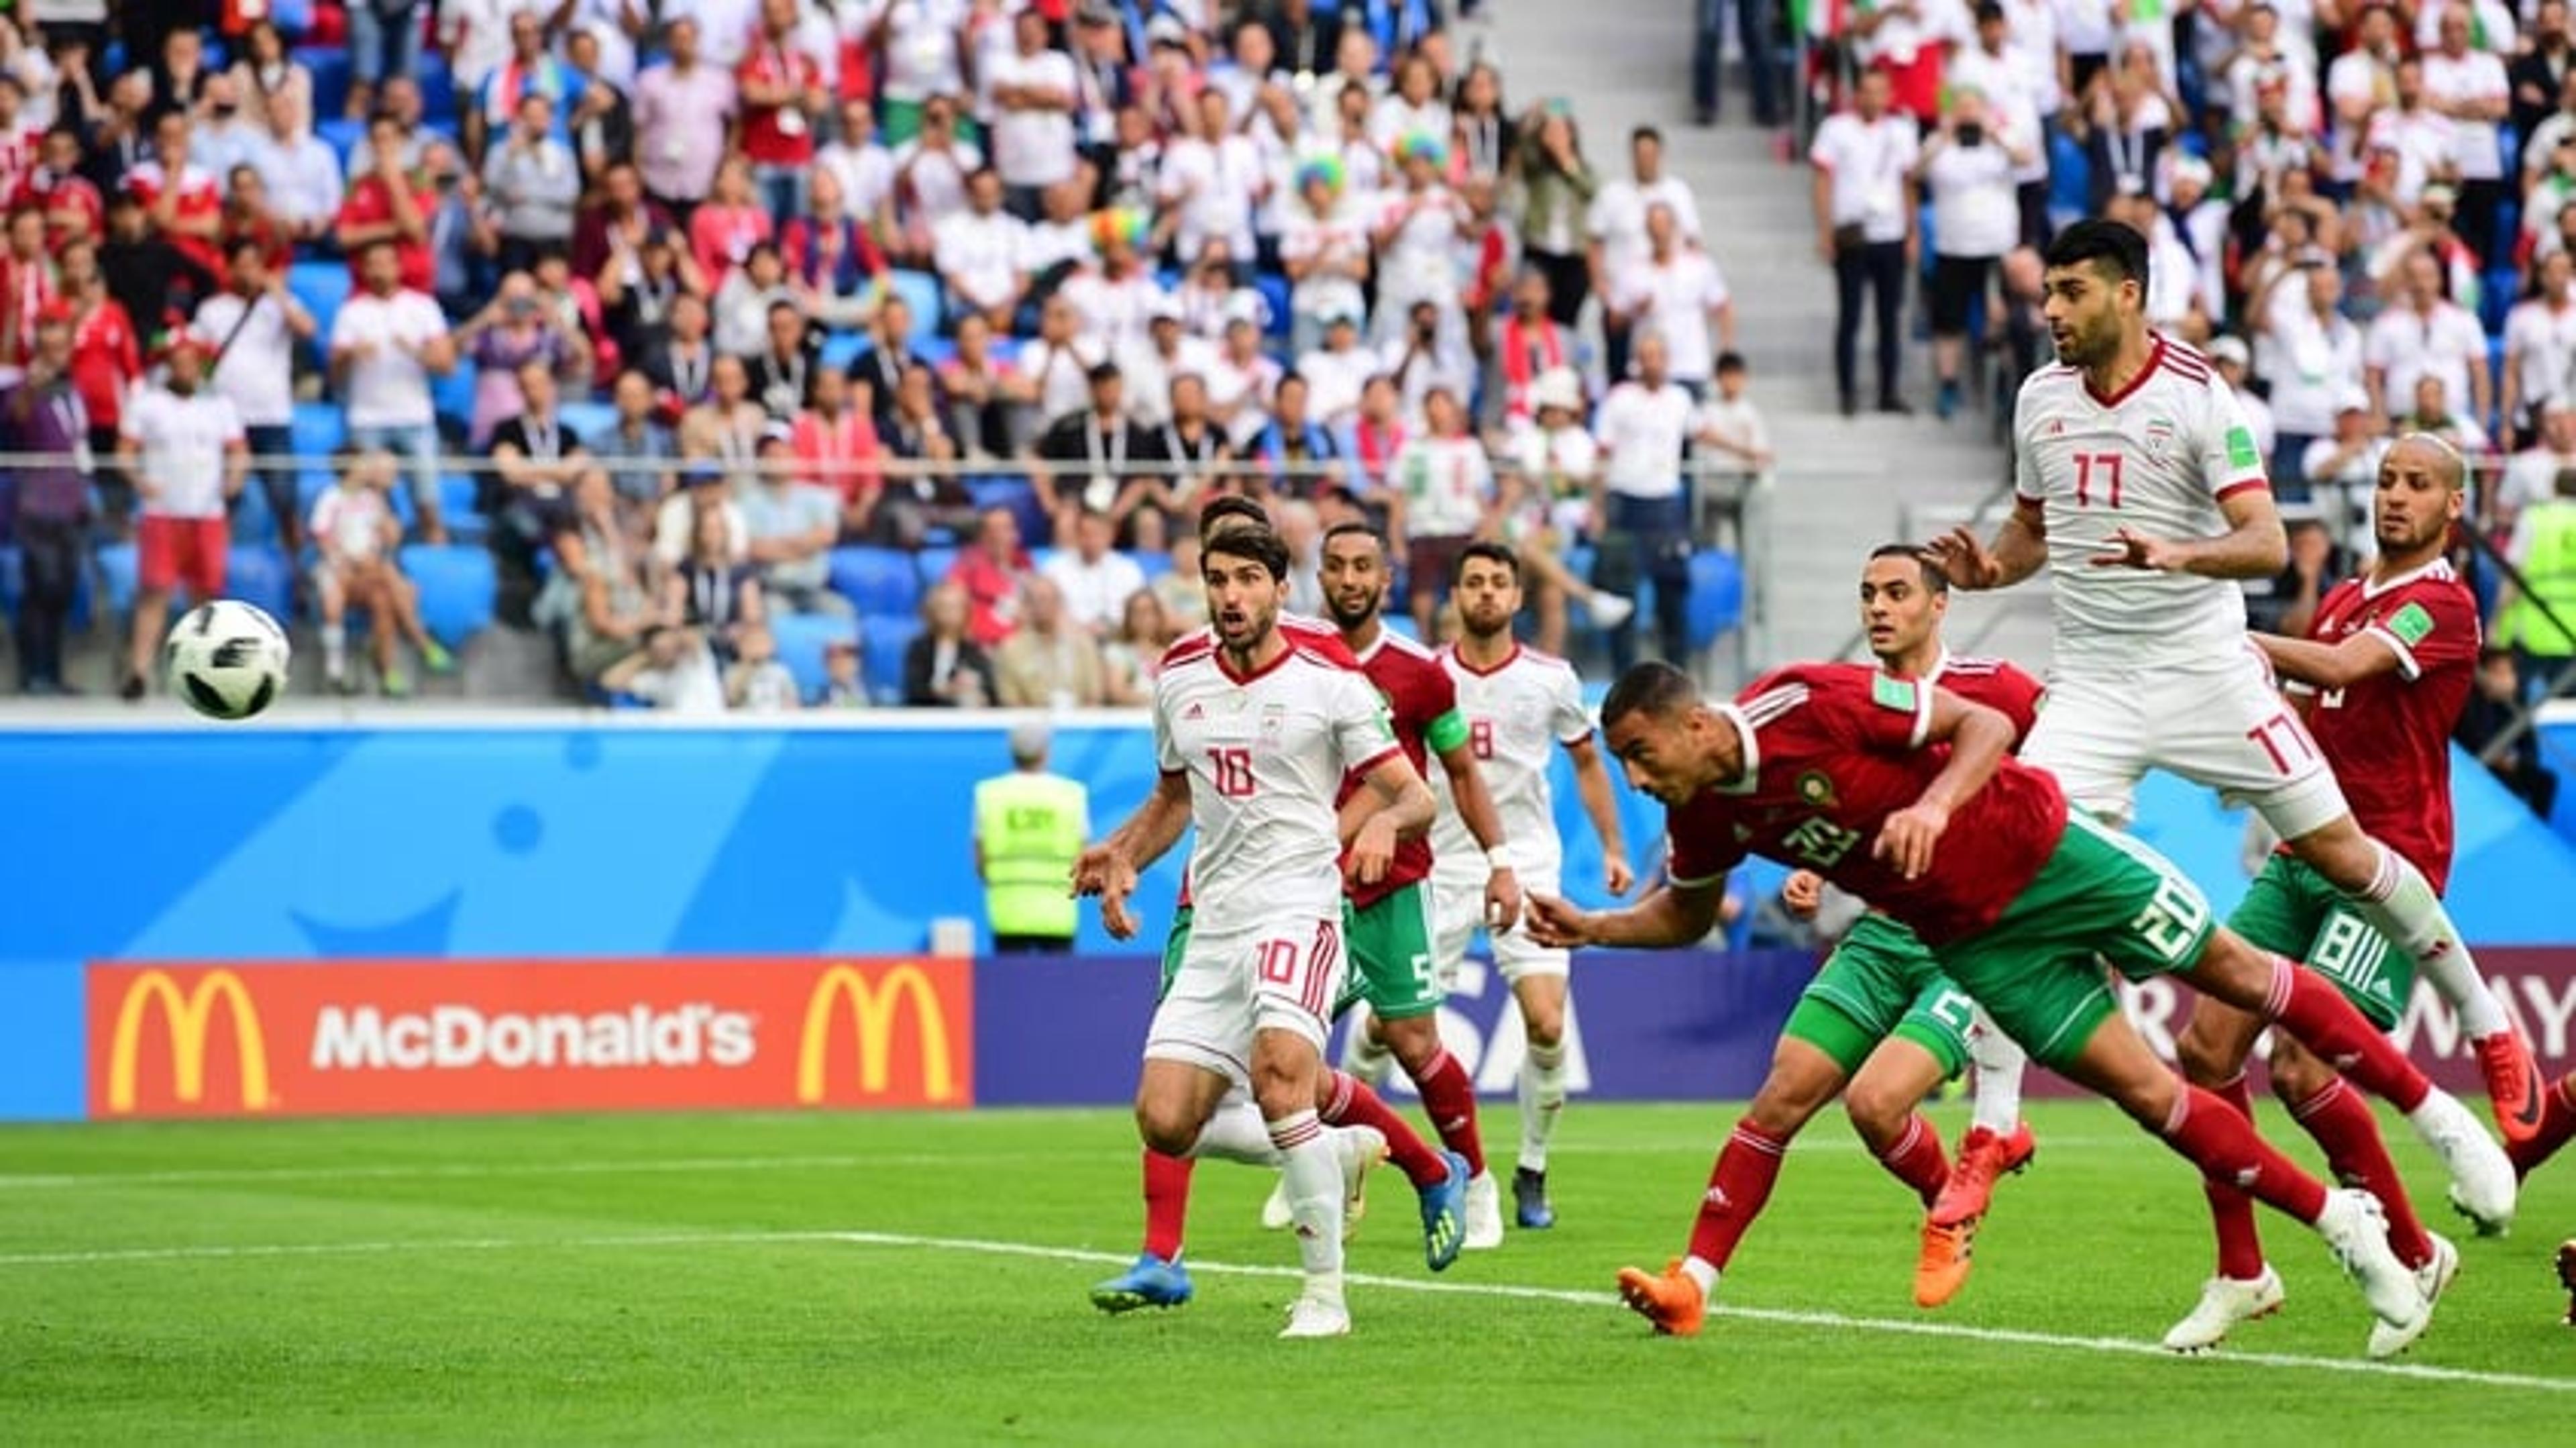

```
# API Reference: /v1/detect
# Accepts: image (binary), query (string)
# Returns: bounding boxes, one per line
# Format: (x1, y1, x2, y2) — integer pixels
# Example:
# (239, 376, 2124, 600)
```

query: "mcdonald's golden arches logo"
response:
(797, 963, 962, 1105)
(105, 969, 273, 1116)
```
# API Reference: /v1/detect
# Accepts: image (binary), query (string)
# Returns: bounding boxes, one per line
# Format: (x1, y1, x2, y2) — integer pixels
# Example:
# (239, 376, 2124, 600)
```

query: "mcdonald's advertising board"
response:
(85, 959, 975, 1120)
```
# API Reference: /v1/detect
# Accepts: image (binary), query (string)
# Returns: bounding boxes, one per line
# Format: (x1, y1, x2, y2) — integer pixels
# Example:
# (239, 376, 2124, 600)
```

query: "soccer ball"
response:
(166, 599, 292, 720)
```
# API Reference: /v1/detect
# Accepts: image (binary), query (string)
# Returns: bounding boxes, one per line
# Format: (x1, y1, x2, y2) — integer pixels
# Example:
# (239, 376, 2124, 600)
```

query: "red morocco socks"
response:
(2263, 958, 2431, 1112)
(1322, 1068, 1450, 1190)
(1410, 1047, 1487, 1178)
(2199, 1073, 2268, 1281)
(1142, 1150, 1192, 1261)
(2159, 1084, 2329, 1225)
(1874, 1114, 1951, 1208)
(2292, 1078, 2434, 1268)
(1681, 1120, 1790, 1294)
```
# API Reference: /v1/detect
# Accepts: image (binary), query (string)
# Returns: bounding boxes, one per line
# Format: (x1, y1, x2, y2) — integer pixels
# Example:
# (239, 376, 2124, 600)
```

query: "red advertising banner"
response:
(2040, 947, 2576, 1096)
(85, 958, 974, 1120)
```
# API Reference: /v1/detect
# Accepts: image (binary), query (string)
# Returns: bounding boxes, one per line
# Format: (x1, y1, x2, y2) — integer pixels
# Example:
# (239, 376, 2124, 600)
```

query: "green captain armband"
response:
(1427, 708, 1471, 754)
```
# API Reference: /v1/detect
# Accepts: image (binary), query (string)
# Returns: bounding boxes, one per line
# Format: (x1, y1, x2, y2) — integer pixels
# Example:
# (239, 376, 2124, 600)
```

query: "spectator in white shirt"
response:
(2300, 388, 2392, 525)
(117, 337, 247, 701)
(245, 91, 341, 246)
(2421, 1, 2514, 264)
(1915, 88, 2027, 418)
(1388, 386, 1497, 637)
(1380, 297, 1477, 430)
(1007, 293, 1106, 437)
(2364, 248, 2491, 423)
(2503, 249, 2576, 449)
(1369, 133, 1471, 350)
(1279, 156, 1370, 358)
(892, 94, 985, 263)
(1296, 309, 1375, 427)
(817, 97, 899, 245)
(987, 8, 1078, 219)
(877, 0, 971, 141)
(1040, 505, 1146, 639)
(632, 16, 739, 211)
(2249, 254, 2365, 495)
(1503, 366, 1635, 656)
(1587, 123, 1702, 383)
(1158, 88, 1265, 280)
(1114, 297, 1216, 430)
(1809, 69, 1921, 416)
(1946, 1, 2053, 247)
(1370, 51, 1452, 156)
(1590, 331, 1695, 670)
(190, 238, 315, 552)
(2365, 59, 2460, 209)
(1609, 202, 1736, 398)
(330, 240, 460, 544)
(934, 168, 1031, 336)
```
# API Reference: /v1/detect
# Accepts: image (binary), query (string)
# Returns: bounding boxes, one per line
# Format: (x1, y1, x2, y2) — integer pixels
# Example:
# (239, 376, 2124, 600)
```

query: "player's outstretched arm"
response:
(1075, 770, 1191, 894)
(1525, 879, 1725, 950)
(2090, 486, 2288, 580)
(1926, 499, 2047, 591)
(2251, 628, 2405, 692)
(1433, 738, 1524, 929)
(1348, 754, 1438, 888)
(1874, 690, 2016, 881)
(1564, 735, 1635, 896)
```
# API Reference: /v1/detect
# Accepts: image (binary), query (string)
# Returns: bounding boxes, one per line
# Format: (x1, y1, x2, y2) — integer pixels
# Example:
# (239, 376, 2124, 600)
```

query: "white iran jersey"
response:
(2012, 336, 2269, 670)
(1155, 642, 1399, 931)
(1430, 644, 1592, 880)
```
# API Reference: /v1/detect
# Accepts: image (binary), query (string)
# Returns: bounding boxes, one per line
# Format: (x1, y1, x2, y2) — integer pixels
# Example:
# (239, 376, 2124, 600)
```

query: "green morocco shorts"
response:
(1782, 913, 1976, 1078)
(1931, 813, 2216, 1070)
(2227, 856, 2413, 1031)
(1335, 882, 1442, 1021)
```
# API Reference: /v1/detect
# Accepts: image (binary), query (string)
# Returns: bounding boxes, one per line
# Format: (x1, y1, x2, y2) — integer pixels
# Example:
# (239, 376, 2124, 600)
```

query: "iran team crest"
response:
(2143, 419, 2175, 457)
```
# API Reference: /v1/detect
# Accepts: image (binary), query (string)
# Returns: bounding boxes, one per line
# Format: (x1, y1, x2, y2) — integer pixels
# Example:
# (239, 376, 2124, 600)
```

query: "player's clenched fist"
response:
(1522, 893, 1593, 949)
(1780, 868, 1825, 919)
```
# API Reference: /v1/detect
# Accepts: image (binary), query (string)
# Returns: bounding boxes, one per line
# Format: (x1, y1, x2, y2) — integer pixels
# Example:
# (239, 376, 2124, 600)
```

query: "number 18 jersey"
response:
(2014, 335, 2270, 670)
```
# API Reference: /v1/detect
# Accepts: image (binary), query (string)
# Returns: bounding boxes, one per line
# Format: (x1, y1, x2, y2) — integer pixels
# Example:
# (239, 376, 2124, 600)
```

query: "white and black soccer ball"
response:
(166, 600, 291, 720)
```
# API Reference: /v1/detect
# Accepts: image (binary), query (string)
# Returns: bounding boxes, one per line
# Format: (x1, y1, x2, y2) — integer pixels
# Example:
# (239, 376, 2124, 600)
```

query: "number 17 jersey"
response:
(2014, 335, 2270, 671)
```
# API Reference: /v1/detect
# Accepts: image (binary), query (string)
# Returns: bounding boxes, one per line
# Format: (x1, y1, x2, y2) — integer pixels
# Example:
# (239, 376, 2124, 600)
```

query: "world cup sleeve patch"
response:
(2225, 425, 2259, 470)
(1870, 673, 1918, 713)
(2387, 601, 2434, 647)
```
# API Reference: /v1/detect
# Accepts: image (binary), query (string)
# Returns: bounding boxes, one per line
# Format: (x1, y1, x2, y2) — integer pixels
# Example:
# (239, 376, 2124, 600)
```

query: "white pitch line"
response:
(0, 1139, 2147, 1192)
(0, 1225, 2567, 1394)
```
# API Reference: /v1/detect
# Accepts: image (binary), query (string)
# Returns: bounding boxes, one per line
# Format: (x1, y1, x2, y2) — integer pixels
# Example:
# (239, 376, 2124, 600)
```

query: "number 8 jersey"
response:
(2014, 335, 2270, 670)
(1155, 638, 1404, 933)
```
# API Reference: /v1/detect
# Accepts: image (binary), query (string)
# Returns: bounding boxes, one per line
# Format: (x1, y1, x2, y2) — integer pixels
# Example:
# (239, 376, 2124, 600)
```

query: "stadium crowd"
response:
(1778, 0, 2576, 812)
(0, 0, 1764, 709)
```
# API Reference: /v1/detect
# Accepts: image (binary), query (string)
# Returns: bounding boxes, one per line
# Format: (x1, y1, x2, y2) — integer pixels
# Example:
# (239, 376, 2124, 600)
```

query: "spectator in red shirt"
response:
(947, 504, 1034, 648)
(219, 163, 297, 278)
(17, 128, 103, 250)
(58, 238, 140, 463)
(0, 203, 55, 378)
(570, 160, 676, 280)
(690, 155, 775, 288)
(336, 113, 437, 295)
(737, 0, 827, 229)
(123, 111, 225, 289)
(792, 363, 883, 537)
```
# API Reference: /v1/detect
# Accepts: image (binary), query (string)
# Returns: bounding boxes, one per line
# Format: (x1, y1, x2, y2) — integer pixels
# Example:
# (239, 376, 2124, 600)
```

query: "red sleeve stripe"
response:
(2214, 478, 2269, 500)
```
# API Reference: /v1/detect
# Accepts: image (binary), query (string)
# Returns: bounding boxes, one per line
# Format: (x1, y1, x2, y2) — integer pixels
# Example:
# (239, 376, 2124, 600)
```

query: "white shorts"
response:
(1432, 862, 1571, 986)
(1142, 913, 1347, 1088)
(2023, 645, 2348, 840)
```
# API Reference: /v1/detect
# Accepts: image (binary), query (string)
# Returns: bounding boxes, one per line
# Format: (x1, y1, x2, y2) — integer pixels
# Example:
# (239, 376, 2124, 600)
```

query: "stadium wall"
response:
(3, 715, 2574, 1122)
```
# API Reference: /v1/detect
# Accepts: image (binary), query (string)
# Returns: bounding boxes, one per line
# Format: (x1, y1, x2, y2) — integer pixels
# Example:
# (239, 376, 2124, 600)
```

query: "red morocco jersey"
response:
(1664, 664, 2069, 945)
(1338, 629, 1464, 909)
(2299, 560, 2479, 890)
(1923, 652, 2046, 746)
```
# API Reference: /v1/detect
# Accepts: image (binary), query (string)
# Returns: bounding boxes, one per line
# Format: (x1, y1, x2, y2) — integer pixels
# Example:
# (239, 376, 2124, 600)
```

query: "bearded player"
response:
(1532, 660, 2516, 1357)
(1926, 220, 2540, 1183)
(1420, 541, 1637, 1231)
(2159, 433, 2479, 1351)
(1269, 523, 1524, 1249)
(1077, 522, 1437, 1337)
(1086, 498, 1474, 1316)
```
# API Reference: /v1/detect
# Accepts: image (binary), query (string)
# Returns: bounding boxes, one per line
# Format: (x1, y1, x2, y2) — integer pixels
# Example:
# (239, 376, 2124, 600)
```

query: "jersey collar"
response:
(2084, 335, 2166, 410)
(1711, 703, 1761, 795)
(2361, 556, 2453, 600)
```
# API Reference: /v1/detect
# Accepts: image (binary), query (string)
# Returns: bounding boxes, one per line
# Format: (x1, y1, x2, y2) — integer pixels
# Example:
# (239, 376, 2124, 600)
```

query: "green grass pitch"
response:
(2, 1100, 2570, 1443)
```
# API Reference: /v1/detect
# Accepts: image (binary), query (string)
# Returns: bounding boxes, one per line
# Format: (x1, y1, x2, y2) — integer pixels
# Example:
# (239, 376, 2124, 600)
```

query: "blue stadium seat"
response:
(315, 118, 366, 170)
(232, 481, 277, 547)
(290, 399, 346, 458)
(966, 472, 1049, 545)
(288, 262, 351, 348)
(436, 473, 486, 541)
(890, 270, 943, 348)
(225, 545, 295, 621)
(2047, 133, 2090, 219)
(418, 53, 457, 119)
(431, 359, 477, 429)
(828, 546, 922, 615)
(1254, 274, 1292, 339)
(96, 541, 138, 615)
(821, 330, 869, 371)
(863, 613, 922, 705)
(915, 546, 959, 590)
(1686, 549, 1744, 652)
(1030, 546, 1058, 574)
(556, 400, 619, 446)
(296, 47, 350, 119)
(271, 0, 313, 32)
(1135, 550, 1172, 581)
(399, 544, 498, 650)
(0, 544, 17, 615)
(770, 611, 859, 701)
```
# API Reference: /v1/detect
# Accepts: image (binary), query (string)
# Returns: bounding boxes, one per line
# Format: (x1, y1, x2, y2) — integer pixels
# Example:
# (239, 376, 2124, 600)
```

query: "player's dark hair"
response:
(1600, 661, 1699, 731)
(1204, 523, 1291, 581)
(1323, 520, 1385, 552)
(1198, 493, 1270, 538)
(1871, 542, 1948, 594)
(1454, 540, 1519, 586)
(2043, 218, 2150, 292)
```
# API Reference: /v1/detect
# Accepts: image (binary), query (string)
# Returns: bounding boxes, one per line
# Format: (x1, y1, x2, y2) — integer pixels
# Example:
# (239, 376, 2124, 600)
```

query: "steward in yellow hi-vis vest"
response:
(975, 721, 1089, 952)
